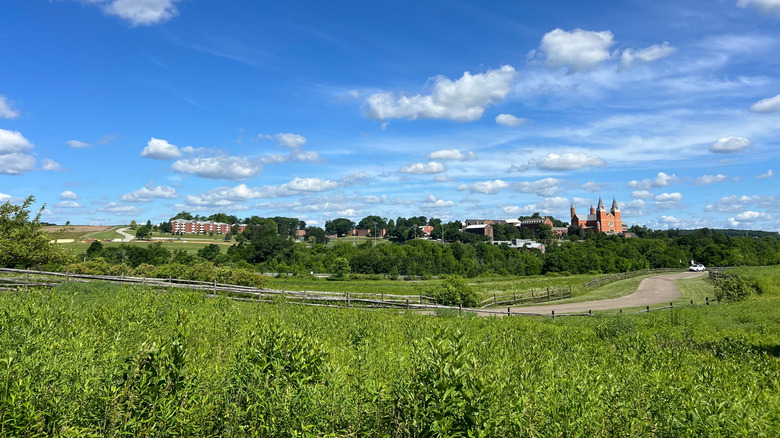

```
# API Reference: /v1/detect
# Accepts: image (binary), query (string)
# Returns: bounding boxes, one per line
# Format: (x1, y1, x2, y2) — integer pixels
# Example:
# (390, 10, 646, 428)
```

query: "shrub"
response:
(429, 275, 478, 307)
(714, 274, 756, 303)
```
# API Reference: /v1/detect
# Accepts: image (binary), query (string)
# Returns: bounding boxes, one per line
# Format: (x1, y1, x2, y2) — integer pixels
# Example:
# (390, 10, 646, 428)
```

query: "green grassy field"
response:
(1, 267, 778, 436)
(83, 225, 126, 240)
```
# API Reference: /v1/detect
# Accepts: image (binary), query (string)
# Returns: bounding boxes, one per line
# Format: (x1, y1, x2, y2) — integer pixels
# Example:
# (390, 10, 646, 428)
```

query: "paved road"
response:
(116, 227, 133, 242)
(478, 271, 706, 316)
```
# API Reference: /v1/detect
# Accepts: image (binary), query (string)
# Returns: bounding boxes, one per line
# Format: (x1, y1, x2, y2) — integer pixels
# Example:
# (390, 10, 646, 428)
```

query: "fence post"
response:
(547, 287, 550, 300)
(589, 309, 592, 317)
(25, 268, 30, 292)
(406, 299, 409, 310)
(619, 309, 622, 314)
(347, 293, 351, 308)
(381, 290, 384, 302)
(507, 307, 511, 316)
(420, 292, 423, 304)
(494, 294, 496, 305)
(213, 279, 216, 294)
(459, 303, 462, 314)
(646, 305, 650, 312)
(66, 269, 70, 282)
(690, 299, 693, 305)
(670, 302, 673, 308)
(706, 297, 709, 305)
(513, 292, 516, 304)
(559, 288, 563, 299)
(551, 310, 555, 319)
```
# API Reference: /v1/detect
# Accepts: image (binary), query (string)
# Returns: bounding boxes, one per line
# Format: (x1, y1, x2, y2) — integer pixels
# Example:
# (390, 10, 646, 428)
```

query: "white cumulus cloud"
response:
(0, 153, 35, 175)
(540, 28, 615, 71)
(121, 183, 178, 202)
(750, 94, 780, 113)
(512, 177, 563, 196)
(0, 129, 33, 153)
(693, 174, 729, 186)
(286, 178, 339, 192)
(274, 133, 307, 148)
(535, 152, 606, 171)
(421, 194, 455, 208)
(427, 149, 477, 161)
(82, 0, 181, 26)
(495, 114, 529, 127)
(41, 158, 63, 172)
(398, 161, 447, 174)
(710, 136, 752, 153)
(0, 96, 19, 119)
(364, 65, 516, 122)
(172, 156, 262, 180)
(457, 179, 510, 195)
(627, 172, 679, 190)
(620, 42, 676, 69)
(654, 192, 683, 207)
(141, 137, 181, 159)
(59, 191, 79, 200)
(728, 210, 774, 227)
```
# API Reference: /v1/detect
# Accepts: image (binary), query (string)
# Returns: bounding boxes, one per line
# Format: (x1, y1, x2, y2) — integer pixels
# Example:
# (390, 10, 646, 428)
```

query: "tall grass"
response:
(1, 275, 779, 435)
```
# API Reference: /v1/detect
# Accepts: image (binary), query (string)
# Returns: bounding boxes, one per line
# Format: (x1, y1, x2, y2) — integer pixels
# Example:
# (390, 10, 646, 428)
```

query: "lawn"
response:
(45, 225, 113, 240)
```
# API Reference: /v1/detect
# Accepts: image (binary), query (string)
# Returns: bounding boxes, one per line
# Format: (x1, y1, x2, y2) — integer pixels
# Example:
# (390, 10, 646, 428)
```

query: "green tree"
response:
(305, 226, 326, 244)
(332, 257, 351, 280)
(0, 196, 74, 268)
(135, 225, 152, 240)
(325, 218, 355, 237)
(129, 219, 138, 230)
(198, 244, 222, 261)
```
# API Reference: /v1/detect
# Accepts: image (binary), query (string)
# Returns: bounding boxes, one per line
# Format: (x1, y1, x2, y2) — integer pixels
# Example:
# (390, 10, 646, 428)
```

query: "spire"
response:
(597, 196, 605, 211)
(611, 197, 620, 212)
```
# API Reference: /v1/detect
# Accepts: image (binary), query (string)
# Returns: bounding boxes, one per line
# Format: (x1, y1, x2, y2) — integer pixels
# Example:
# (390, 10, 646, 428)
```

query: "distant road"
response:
(116, 227, 133, 242)
(479, 271, 706, 316)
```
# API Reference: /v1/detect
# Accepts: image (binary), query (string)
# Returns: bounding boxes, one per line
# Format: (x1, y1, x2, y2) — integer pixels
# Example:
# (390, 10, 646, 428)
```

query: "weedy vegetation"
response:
(1, 266, 779, 436)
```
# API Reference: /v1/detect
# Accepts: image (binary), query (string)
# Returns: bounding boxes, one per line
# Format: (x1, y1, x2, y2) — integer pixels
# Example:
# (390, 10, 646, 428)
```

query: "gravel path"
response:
(116, 227, 133, 242)
(478, 271, 707, 316)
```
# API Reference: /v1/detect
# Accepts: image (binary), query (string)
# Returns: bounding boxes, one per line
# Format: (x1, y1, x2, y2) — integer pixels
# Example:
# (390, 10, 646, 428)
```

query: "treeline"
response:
(77, 226, 780, 278)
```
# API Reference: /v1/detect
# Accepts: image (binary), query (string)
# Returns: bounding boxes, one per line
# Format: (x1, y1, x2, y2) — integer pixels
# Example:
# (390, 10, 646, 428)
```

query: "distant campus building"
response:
(462, 196, 628, 242)
(171, 219, 246, 235)
(571, 197, 627, 235)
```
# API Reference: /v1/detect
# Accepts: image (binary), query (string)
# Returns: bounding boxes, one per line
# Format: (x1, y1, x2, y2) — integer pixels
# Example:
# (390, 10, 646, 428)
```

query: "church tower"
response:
(596, 196, 607, 232)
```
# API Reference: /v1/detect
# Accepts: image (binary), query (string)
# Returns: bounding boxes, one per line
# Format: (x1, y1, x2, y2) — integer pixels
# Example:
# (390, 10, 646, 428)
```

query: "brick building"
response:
(570, 197, 627, 235)
(171, 219, 246, 235)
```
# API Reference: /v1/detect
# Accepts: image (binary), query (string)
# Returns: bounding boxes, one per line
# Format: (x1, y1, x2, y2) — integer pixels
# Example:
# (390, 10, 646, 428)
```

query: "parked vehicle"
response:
(688, 264, 706, 272)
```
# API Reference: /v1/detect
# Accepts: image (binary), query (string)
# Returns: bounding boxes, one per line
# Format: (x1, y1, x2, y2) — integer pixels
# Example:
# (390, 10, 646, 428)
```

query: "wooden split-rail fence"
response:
(0, 268, 719, 318)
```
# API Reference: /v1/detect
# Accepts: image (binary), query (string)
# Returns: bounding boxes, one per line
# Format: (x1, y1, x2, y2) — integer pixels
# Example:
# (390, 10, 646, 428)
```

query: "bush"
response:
(715, 275, 756, 303)
(429, 275, 478, 307)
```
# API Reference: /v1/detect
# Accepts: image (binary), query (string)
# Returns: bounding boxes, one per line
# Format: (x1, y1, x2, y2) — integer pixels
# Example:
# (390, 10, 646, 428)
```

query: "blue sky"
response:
(1, 0, 779, 230)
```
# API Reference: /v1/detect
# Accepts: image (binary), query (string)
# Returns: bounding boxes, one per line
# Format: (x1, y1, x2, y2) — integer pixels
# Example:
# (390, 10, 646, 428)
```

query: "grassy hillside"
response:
(1, 267, 778, 435)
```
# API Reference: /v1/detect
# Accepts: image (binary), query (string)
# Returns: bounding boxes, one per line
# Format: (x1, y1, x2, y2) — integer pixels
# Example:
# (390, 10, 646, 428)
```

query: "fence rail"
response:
(0, 268, 720, 318)
(478, 286, 572, 308)
(584, 268, 686, 289)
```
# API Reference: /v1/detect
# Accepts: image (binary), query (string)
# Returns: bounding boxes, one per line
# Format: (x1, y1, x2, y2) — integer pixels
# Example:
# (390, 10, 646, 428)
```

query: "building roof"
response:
(575, 214, 597, 222)
(465, 224, 490, 229)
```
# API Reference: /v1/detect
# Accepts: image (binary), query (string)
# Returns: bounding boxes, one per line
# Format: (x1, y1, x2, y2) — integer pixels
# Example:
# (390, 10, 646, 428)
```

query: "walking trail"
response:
(478, 271, 706, 316)
(116, 227, 134, 242)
